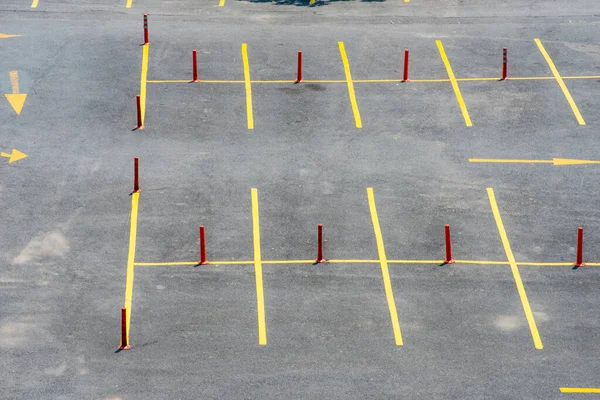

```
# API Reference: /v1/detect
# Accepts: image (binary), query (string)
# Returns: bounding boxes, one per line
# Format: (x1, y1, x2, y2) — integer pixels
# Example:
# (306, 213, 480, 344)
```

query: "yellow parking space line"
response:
(139, 44, 149, 127)
(126, 0, 132, 8)
(122, 192, 140, 346)
(219, 0, 225, 6)
(251, 188, 267, 345)
(242, 43, 254, 130)
(560, 388, 600, 393)
(487, 188, 543, 350)
(338, 42, 363, 129)
(564, 75, 600, 79)
(436, 40, 472, 127)
(367, 188, 403, 346)
(534, 38, 586, 125)
(31, 0, 38, 7)
(518, 262, 573, 267)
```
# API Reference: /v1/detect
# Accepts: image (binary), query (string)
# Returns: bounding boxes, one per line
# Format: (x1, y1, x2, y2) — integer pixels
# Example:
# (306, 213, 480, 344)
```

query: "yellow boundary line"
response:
(487, 188, 543, 350)
(31, 0, 38, 8)
(242, 44, 254, 130)
(133, 260, 599, 267)
(436, 40, 473, 127)
(219, 0, 225, 6)
(122, 192, 140, 346)
(560, 388, 600, 393)
(139, 44, 149, 128)
(338, 42, 363, 129)
(367, 188, 403, 346)
(126, 0, 132, 8)
(251, 188, 267, 345)
(535, 38, 585, 125)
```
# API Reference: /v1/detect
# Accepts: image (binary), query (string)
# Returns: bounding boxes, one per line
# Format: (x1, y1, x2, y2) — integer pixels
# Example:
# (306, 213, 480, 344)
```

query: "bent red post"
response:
(403, 49, 409, 82)
(118, 308, 131, 350)
(143, 14, 149, 45)
(501, 47, 507, 80)
(444, 224, 455, 264)
(574, 227, 585, 267)
(316, 224, 325, 263)
(133, 157, 140, 193)
(192, 50, 198, 82)
(199, 225, 207, 264)
(295, 51, 303, 83)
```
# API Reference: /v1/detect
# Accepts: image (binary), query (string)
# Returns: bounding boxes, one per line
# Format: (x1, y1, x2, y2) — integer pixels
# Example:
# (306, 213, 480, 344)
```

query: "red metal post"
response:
(295, 51, 303, 83)
(316, 224, 325, 263)
(192, 50, 198, 82)
(199, 225, 207, 264)
(143, 14, 149, 45)
(501, 47, 507, 80)
(574, 227, 585, 267)
(136, 95, 142, 129)
(133, 157, 140, 193)
(403, 49, 409, 82)
(444, 224, 455, 264)
(118, 308, 131, 350)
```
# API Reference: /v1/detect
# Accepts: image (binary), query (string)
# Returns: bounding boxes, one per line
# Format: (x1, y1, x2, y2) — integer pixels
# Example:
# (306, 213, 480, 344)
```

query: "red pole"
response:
(143, 14, 149, 45)
(199, 225, 207, 264)
(501, 47, 507, 80)
(316, 224, 325, 263)
(574, 227, 585, 267)
(192, 50, 198, 82)
(133, 157, 140, 193)
(136, 95, 142, 129)
(295, 51, 303, 83)
(403, 49, 409, 82)
(118, 308, 131, 350)
(444, 224, 455, 264)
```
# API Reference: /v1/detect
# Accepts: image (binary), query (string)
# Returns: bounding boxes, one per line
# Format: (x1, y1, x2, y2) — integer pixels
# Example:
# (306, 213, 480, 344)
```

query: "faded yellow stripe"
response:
(251, 188, 266, 345)
(126, 0, 132, 8)
(487, 188, 543, 350)
(534, 38, 585, 125)
(122, 192, 140, 345)
(242, 44, 254, 130)
(219, 0, 225, 5)
(436, 40, 472, 127)
(469, 158, 552, 164)
(31, 0, 38, 8)
(338, 42, 363, 128)
(139, 44, 149, 127)
(367, 188, 403, 346)
(9, 71, 19, 94)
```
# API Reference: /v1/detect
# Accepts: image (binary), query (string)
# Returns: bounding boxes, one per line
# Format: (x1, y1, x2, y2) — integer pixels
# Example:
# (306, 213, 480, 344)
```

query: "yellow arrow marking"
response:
(0, 34, 23, 39)
(1, 149, 27, 163)
(5, 71, 27, 115)
(469, 158, 600, 166)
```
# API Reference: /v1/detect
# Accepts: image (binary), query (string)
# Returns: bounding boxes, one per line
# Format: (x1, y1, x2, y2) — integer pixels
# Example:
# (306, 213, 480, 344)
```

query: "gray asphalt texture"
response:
(2, 0, 600, 399)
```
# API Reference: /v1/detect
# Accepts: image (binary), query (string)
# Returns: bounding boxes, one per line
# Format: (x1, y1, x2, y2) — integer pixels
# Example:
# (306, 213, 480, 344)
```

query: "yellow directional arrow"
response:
(0, 34, 23, 39)
(469, 158, 600, 166)
(1, 149, 27, 163)
(4, 70, 27, 115)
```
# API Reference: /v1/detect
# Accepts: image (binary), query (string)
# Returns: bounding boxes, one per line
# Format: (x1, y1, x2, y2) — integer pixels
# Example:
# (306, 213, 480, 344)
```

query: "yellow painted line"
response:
(31, 0, 38, 8)
(455, 260, 510, 265)
(9, 71, 19, 94)
(126, 0, 132, 8)
(487, 188, 543, 350)
(139, 44, 149, 127)
(367, 188, 403, 346)
(456, 77, 499, 82)
(436, 40, 473, 127)
(338, 42, 363, 129)
(252, 80, 296, 84)
(242, 43, 254, 130)
(219, 0, 225, 6)
(122, 192, 140, 346)
(263, 260, 314, 264)
(535, 38, 585, 125)
(148, 80, 243, 83)
(251, 188, 266, 345)
(469, 158, 553, 164)
(518, 262, 574, 267)
(309, 0, 316, 4)
(388, 260, 443, 264)
(560, 388, 600, 393)
(564, 75, 600, 79)
(503, 76, 554, 81)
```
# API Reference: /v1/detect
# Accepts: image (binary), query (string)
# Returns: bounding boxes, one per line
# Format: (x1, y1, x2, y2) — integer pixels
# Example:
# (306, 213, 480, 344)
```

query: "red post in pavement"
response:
(295, 51, 303, 83)
(143, 14, 149, 45)
(574, 227, 585, 267)
(136, 95, 143, 129)
(118, 308, 131, 350)
(133, 157, 140, 193)
(316, 224, 325, 263)
(501, 47, 508, 80)
(444, 224, 455, 264)
(199, 225, 207, 264)
(403, 49, 409, 82)
(192, 50, 198, 82)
